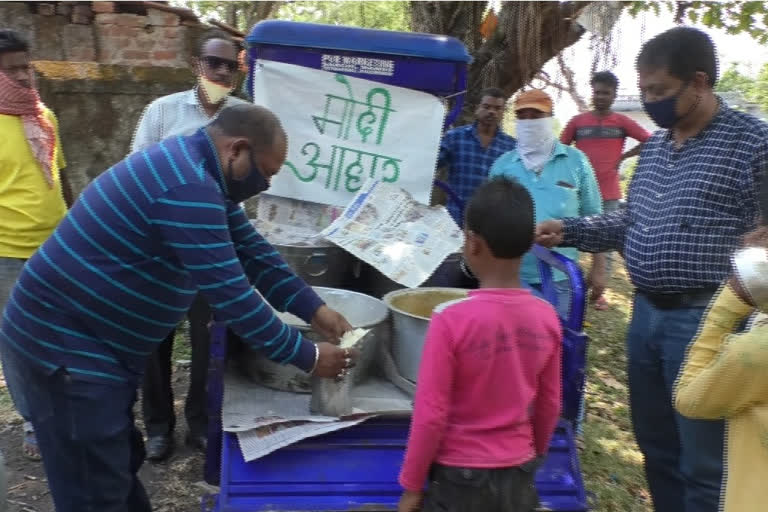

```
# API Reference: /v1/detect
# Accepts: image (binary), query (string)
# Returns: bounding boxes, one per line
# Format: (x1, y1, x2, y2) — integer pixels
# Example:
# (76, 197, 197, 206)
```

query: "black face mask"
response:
(225, 150, 269, 204)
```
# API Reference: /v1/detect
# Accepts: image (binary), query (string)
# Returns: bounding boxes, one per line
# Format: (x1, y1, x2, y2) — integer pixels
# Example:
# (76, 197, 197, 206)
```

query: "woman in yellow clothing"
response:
(675, 227, 768, 512)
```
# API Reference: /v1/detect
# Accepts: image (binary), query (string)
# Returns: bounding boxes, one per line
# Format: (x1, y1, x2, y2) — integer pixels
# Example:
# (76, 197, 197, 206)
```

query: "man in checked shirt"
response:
(537, 27, 768, 512)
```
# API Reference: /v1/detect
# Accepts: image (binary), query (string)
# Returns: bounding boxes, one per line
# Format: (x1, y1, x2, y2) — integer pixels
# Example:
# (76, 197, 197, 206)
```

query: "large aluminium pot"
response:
(238, 287, 390, 393)
(274, 242, 355, 289)
(383, 287, 468, 382)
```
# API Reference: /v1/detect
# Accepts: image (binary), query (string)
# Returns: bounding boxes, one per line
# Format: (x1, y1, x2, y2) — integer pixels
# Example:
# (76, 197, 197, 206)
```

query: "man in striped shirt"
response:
(0, 104, 355, 512)
(537, 28, 768, 512)
(132, 28, 248, 461)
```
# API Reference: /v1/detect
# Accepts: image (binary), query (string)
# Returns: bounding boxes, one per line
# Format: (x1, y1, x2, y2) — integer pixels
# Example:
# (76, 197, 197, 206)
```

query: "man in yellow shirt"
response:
(0, 28, 71, 461)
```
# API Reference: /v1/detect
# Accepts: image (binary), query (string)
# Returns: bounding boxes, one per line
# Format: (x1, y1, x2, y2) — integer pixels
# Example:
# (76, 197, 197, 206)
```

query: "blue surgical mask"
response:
(225, 150, 269, 203)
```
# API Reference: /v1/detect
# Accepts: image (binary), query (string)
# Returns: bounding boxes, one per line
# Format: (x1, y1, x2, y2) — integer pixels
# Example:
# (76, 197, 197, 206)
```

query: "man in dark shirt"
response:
(537, 27, 768, 512)
(0, 105, 356, 512)
(437, 87, 516, 224)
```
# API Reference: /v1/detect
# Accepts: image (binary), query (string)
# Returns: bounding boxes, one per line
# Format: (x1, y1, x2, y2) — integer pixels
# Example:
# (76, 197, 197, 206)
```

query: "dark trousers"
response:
(627, 293, 724, 511)
(422, 463, 539, 512)
(0, 343, 150, 512)
(142, 293, 211, 438)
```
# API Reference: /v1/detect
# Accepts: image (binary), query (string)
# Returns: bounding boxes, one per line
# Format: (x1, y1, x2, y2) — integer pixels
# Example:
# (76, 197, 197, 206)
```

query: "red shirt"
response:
(398, 289, 562, 491)
(560, 111, 651, 200)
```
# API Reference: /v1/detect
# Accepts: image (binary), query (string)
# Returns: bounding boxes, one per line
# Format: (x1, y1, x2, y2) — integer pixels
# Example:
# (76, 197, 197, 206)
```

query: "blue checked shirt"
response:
(562, 102, 768, 294)
(439, 123, 516, 223)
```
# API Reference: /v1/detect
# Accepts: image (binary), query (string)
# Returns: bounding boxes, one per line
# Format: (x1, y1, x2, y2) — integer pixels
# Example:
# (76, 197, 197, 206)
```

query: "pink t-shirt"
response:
(398, 289, 562, 492)
(560, 111, 651, 201)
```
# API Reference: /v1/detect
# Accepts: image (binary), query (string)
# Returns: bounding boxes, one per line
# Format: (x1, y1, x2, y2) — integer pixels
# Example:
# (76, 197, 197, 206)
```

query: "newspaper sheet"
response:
(320, 179, 464, 288)
(250, 194, 343, 246)
(223, 372, 412, 462)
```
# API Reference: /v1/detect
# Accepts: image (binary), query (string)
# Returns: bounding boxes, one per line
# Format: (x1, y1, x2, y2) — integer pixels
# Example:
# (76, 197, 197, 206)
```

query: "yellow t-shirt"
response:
(0, 107, 67, 258)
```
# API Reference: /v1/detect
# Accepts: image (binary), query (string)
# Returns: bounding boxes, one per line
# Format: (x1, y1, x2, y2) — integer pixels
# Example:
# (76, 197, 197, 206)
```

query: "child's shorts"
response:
(422, 459, 540, 512)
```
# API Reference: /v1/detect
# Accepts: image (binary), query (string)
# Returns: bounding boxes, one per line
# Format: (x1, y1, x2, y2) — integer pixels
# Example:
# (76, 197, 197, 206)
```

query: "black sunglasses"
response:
(202, 55, 238, 73)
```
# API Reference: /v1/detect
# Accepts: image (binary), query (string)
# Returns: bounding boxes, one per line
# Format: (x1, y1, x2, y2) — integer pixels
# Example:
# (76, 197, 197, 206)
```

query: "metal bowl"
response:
(733, 247, 768, 310)
(238, 287, 390, 393)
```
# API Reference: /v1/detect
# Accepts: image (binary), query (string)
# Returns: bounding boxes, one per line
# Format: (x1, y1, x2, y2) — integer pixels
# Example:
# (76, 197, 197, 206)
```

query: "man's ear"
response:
(694, 70, 711, 90)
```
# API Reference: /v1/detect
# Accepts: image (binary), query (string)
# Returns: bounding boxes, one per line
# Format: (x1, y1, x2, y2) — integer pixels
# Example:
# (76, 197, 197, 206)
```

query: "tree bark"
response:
(410, 1, 596, 125)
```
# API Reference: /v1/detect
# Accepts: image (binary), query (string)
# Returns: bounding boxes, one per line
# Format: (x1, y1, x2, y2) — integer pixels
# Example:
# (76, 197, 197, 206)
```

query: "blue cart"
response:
(201, 21, 589, 511)
(202, 245, 589, 511)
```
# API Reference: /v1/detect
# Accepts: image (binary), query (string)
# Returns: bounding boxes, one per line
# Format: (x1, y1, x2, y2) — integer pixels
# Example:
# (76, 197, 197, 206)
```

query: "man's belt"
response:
(639, 287, 719, 310)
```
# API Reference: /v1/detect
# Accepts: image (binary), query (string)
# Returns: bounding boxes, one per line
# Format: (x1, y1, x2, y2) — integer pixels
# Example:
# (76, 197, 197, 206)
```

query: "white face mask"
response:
(516, 117, 556, 172)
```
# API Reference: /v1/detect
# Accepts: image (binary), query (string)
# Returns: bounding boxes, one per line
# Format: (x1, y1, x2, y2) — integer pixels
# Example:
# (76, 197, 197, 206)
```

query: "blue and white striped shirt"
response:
(562, 102, 768, 293)
(0, 128, 323, 384)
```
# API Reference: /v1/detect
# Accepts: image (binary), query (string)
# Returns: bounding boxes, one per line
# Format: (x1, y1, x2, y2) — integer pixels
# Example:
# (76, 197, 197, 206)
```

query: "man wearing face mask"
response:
(536, 27, 768, 512)
(0, 104, 356, 512)
(131, 29, 247, 460)
(488, 90, 604, 319)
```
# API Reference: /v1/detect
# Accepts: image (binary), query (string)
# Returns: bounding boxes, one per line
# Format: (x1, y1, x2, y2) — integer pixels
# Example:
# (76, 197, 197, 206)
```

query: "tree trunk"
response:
(410, 1, 595, 125)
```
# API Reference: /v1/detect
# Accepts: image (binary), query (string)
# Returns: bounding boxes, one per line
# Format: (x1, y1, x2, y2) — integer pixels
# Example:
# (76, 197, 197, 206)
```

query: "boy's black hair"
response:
(591, 71, 619, 91)
(465, 177, 534, 259)
(195, 29, 239, 58)
(0, 29, 30, 57)
(637, 26, 718, 87)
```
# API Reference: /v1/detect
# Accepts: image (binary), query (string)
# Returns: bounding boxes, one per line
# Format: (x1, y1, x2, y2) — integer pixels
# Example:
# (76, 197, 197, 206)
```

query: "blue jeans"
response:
(0, 257, 33, 433)
(601, 199, 621, 277)
(628, 293, 723, 512)
(0, 343, 151, 512)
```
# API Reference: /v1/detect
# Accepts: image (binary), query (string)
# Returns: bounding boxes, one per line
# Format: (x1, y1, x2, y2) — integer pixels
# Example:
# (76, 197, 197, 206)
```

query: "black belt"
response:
(639, 287, 718, 310)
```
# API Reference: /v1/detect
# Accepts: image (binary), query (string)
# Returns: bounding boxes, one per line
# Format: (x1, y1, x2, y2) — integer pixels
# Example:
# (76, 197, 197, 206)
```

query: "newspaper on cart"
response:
(223, 372, 412, 462)
(320, 179, 464, 287)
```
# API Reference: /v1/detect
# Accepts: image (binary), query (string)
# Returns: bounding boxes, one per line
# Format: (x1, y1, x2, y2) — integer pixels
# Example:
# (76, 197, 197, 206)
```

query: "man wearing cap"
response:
(489, 90, 605, 317)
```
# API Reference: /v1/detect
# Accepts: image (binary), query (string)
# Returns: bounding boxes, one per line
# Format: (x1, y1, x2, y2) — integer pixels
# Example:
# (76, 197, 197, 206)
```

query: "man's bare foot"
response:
(22, 430, 41, 461)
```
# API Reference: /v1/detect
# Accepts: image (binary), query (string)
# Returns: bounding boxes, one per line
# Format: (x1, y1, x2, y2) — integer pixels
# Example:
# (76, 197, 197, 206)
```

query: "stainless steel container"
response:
(274, 243, 355, 289)
(733, 247, 768, 310)
(383, 287, 468, 382)
(240, 287, 390, 393)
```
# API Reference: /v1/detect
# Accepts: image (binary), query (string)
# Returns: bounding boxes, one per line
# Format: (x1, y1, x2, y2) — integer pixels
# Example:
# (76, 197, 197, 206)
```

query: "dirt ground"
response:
(0, 363, 212, 512)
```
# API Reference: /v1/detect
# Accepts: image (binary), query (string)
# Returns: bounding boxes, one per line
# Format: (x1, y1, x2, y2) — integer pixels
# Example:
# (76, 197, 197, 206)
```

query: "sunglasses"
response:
(202, 56, 239, 73)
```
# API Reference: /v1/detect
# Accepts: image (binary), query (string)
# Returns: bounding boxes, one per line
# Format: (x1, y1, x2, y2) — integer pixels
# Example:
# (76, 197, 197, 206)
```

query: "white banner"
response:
(252, 60, 445, 207)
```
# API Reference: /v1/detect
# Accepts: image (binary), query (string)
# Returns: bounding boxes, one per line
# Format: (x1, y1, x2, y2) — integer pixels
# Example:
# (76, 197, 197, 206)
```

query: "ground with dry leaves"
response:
(0, 259, 650, 512)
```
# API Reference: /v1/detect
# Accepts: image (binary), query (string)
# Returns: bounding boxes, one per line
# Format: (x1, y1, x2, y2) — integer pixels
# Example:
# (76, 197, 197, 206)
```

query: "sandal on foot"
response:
(22, 430, 42, 461)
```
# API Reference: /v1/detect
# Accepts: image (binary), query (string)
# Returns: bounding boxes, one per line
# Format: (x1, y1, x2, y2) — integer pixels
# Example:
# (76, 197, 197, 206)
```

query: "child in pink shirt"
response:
(398, 177, 563, 512)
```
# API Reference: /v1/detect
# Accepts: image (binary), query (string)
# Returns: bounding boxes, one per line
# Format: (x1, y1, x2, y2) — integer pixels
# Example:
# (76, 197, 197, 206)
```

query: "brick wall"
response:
(1, 1, 208, 68)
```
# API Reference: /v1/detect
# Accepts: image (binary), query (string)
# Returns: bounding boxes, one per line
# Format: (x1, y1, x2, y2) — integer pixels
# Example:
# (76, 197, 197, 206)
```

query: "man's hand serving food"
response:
(310, 305, 359, 380)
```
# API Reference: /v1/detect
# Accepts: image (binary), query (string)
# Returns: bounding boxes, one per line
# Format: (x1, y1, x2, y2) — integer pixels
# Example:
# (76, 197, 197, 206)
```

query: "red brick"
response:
(153, 50, 178, 61)
(68, 48, 97, 61)
(147, 8, 180, 27)
(122, 50, 150, 61)
(135, 38, 156, 51)
(163, 27, 181, 39)
(56, 3, 72, 16)
(37, 3, 56, 16)
(103, 25, 139, 38)
(94, 12, 116, 24)
(92, 1, 115, 14)
(115, 13, 142, 27)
